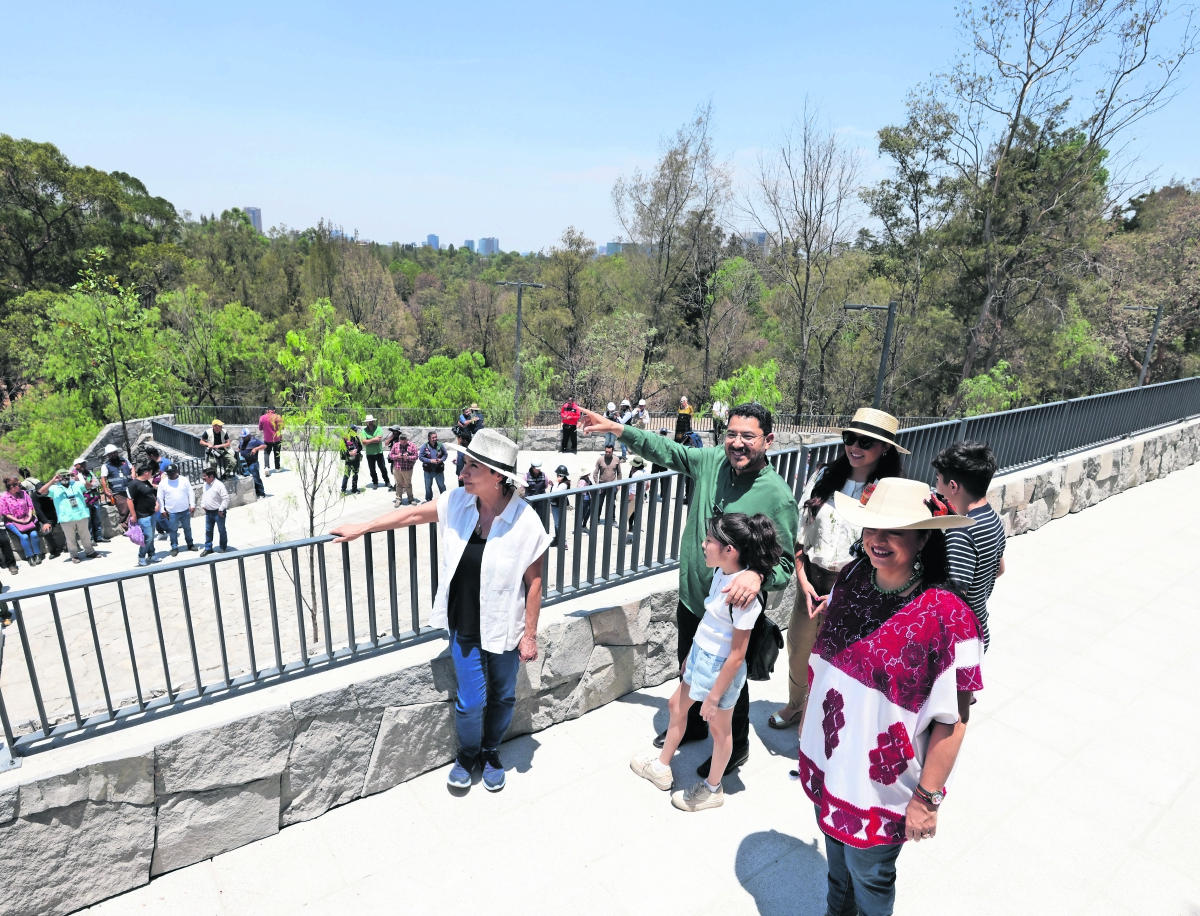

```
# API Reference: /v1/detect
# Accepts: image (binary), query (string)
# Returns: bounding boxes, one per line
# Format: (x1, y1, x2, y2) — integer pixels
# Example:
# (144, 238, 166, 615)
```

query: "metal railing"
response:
(151, 420, 207, 460)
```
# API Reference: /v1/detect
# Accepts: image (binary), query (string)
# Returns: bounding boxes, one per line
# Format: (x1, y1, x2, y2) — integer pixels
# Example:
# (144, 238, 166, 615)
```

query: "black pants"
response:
(366, 452, 388, 485)
(265, 441, 282, 469)
(675, 602, 751, 751)
(561, 424, 577, 453)
(0, 532, 15, 567)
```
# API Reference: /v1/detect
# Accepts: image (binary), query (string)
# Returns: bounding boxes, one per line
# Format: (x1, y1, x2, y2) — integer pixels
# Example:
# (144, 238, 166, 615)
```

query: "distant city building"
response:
(605, 242, 622, 256)
(426, 234, 440, 250)
(464, 239, 476, 253)
(245, 207, 262, 233)
(747, 231, 767, 247)
(479, 237, 500, 256)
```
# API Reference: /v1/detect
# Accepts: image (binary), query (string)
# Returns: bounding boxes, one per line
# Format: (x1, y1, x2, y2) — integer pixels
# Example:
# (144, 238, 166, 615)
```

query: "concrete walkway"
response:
(85, 463, 1200, 916)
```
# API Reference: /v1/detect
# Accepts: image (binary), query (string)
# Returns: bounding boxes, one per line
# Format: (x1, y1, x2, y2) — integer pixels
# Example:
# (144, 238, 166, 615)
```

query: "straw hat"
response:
(833, 478, 975, 531)
(840, 407, 910, 455)
(364, 414, 377, 423)
(211, 419, 225, 427)
(445, 428, 522, 483)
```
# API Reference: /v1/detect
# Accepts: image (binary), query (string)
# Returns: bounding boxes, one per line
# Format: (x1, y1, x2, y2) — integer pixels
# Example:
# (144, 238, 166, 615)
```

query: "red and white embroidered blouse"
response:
(798, 557, 983, 848)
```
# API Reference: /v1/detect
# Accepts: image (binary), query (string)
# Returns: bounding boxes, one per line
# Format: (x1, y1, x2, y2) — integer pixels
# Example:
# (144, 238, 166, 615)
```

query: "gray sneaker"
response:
(630, 754, 673, 791)
(672, 780, 724, 812)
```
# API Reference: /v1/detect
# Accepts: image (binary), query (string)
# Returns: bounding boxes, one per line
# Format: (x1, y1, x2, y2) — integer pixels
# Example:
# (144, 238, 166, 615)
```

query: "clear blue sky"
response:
(4, 1, 1197, 251)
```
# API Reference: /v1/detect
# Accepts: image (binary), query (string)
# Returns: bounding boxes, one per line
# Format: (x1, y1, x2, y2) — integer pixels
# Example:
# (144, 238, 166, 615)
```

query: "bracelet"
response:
(913, 784, 943, 806)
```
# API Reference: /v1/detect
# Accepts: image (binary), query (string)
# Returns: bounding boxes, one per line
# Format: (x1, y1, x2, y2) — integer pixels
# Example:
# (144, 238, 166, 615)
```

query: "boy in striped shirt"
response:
(932, 441, 1006, 650)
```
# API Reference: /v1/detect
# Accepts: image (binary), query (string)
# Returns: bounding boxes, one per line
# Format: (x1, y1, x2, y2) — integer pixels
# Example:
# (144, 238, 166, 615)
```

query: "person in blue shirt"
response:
(239, 429, 267, 498)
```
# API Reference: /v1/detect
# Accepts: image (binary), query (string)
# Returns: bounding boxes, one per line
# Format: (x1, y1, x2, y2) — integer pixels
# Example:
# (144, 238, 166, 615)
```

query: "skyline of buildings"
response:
(479, 237, 500, 256)
(244, 206, 262, 233)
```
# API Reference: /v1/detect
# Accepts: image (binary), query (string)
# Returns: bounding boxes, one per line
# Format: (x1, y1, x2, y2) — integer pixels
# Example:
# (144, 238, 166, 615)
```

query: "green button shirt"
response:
(619, 425, 799, 618)
(363, 424, 385, 455)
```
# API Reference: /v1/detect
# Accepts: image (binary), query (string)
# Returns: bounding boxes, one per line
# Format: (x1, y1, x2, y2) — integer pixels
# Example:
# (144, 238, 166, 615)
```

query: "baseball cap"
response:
(104, 444, 119, 455)
(165, 463, 179, 474)
(530, 460, 542, 468)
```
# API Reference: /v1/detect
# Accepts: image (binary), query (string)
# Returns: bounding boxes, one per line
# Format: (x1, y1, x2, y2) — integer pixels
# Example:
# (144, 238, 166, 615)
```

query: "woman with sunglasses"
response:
(768, 408, 907, 731)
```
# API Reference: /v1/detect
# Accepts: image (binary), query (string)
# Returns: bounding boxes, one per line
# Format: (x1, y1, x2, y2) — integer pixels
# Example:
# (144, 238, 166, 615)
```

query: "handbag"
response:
(126, 523, 145, 547)
(745, 595, 783, 681)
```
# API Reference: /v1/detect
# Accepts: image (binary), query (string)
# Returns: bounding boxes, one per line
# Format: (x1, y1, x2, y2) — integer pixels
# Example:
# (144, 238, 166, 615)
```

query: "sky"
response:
(4, 0, 1198, 252)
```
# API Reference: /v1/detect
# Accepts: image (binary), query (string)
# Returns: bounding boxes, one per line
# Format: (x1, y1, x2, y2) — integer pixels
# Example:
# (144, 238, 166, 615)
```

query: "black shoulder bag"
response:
(743, 593, 783, 682)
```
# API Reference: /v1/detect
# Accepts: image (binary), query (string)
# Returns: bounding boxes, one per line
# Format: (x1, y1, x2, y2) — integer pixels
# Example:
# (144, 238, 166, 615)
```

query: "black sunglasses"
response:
(842, 432, 883, 449)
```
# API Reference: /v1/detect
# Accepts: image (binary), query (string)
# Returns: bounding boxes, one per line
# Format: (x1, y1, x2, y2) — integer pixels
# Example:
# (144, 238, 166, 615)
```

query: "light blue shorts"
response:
(682, 643, 747, 710)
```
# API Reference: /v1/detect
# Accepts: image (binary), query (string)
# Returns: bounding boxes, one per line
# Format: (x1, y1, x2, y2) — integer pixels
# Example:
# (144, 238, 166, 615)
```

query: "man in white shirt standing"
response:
(199, 467, 230, 556)
(156, 462, 196, 557)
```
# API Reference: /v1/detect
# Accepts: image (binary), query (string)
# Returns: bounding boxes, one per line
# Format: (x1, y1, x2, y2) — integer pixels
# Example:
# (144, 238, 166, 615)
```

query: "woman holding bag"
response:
(769, 407, 905, 730)
(332, 428, 551, 794)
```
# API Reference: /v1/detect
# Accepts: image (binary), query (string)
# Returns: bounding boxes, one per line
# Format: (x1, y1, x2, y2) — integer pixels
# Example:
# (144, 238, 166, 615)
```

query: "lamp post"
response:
(1124, 303, 1166, 387)
(845, 300, 898, 409)
(497, 280, 544, 426)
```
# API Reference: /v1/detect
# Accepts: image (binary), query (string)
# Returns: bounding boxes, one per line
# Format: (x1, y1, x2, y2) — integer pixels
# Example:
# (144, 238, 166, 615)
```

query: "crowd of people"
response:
(332, 397, 1007, 916)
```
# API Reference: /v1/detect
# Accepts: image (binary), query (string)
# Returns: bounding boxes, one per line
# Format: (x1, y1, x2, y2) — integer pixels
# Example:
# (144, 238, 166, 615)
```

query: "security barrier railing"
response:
(151, 419, 208, 461)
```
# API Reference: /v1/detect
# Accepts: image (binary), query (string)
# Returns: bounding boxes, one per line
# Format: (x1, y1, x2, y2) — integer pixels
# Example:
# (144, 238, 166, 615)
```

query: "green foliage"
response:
(0, 386, 102, 478)
(957, 361, 1023, 417)
(710, 360, 783, 413)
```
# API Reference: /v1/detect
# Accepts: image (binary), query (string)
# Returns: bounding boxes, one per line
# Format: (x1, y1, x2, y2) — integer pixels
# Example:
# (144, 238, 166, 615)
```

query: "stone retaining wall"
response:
(1, 417, 1197, 915)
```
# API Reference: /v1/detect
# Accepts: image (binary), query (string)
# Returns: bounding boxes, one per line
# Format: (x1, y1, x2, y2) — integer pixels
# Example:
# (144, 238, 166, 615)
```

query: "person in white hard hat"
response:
(604, 402, 621, 450)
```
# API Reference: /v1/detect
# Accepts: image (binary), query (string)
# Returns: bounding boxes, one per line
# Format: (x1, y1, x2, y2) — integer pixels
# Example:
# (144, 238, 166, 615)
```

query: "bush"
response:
(0, 386, 103, 478)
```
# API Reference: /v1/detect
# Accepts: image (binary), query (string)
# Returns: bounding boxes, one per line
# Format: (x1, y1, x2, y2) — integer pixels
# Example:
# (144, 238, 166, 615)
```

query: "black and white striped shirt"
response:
(945, 504, 1006, 651)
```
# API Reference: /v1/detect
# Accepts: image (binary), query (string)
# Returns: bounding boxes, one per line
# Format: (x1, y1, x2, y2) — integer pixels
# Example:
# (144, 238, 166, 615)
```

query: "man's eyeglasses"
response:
(724, 431, 762, 444)
(842, 432, 882, 450)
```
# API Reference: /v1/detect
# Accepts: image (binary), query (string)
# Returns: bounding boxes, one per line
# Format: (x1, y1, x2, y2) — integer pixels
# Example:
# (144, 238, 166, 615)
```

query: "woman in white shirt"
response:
(630, 512, 782, 812)
(769, 407, 907, 731)
(332, 429, 551, 794)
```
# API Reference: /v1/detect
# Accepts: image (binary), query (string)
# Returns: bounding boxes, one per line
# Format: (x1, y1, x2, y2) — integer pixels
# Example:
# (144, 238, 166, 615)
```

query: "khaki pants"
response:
(394, 468, 414, 500)
(786, 559, 838, 711)
(60, 519, 94, 557)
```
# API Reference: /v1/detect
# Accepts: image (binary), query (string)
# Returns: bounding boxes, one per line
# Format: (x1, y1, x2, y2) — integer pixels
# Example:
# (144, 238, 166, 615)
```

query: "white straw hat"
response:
(840, 407, 910, 455)
(364, 415, 376, 423)
(445, 428, 522, 483)
(832, 478, 975, 531)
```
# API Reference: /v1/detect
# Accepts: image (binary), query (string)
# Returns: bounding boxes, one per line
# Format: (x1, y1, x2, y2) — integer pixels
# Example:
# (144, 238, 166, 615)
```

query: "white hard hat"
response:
(607, 402, 616, 411)
(620, 399, 630, 406)
(638, 399, 646, 406)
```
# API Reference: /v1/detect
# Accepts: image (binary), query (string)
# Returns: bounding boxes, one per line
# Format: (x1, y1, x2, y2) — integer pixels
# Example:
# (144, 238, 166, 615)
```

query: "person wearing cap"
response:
(341, 426, 364, 496)
(387, 428, 419, 507)
(796, 478, 981, 916)
(580, 401, 798, 779)
(617, 399, 633, 458)
(100, 444, 134, 531)
(199, 419, 234, 479)
(199, 467, 230, 556)
(40, 468, 98, 563)
(524, 460, 548, 497)
(560, 398, 581, 454)
(331, 428, 552, 794)
(603, 402, 621, 450)
(258, 407, 284, 476)
(418, 431, 448, 502)
(361, 416, 389, 490)
(156, 463, 197, 557)
(452, 428, 473, 485)
(674, 396, 694, 443)
(626, 455, 649, 540)
(466, 403, 485, 435)
(550, 464, 571, 547)
(630, 398, 650, 430)
(73, 458, 107, 544)
(239, 428, 268, 498)
(769, 407, 906, 731)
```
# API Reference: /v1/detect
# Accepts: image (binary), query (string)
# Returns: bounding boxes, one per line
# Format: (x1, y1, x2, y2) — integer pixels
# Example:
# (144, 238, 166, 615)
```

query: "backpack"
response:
(684, 431, 704, 449)
(738, 593, 784, 681)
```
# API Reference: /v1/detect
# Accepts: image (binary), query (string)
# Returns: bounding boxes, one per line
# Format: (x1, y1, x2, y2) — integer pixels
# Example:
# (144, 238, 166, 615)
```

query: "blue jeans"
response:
(204, 510, 228, 551)
(5, 524, 41, 559)
(604, 431, 617, 449)
(822, 809, 903, 916)
(424, 470, 446, 502)
(88, 504, 104, 541)
(247, 461, 265, 497)
(136, 517, 155, 559)
(449, 632, 520, 767)
(166, 510, 195, 548)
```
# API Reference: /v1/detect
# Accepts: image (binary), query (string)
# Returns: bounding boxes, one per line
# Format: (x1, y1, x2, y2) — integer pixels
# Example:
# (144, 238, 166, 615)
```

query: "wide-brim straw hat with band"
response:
(840, 407, 910, 455)
(833, 478, 976, 531)
(445, 428, 523, 484)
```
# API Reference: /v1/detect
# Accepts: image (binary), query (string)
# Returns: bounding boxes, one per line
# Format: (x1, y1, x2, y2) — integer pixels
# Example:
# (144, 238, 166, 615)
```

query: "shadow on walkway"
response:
(735, 829, 827, 916)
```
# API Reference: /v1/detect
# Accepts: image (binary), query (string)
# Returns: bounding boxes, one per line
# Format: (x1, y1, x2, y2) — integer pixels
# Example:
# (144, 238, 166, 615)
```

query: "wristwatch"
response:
(914, 784, 945, 807)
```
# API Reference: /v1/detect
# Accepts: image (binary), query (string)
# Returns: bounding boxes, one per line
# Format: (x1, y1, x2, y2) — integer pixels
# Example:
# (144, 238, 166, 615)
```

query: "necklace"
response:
(871, 567, 921, 596)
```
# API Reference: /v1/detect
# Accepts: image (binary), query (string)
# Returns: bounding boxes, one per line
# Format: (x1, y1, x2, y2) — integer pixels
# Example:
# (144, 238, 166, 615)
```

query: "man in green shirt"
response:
(580, 402, 798, 777)
(362, 415, 388, 490)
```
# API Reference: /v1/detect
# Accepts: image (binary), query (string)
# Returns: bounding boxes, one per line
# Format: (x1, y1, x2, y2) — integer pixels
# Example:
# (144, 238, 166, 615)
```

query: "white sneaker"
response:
(672, 780, 724, 812)
(630, 754, 673, 791)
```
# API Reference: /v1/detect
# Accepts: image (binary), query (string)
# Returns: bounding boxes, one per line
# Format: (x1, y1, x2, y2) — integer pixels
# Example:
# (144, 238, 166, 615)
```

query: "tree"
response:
(936, 0, 1197, 411)
(613, 104, 730, 398)
(37, 248, 179, 455)
(0, 386, 102, 478)
(742, 104, 862, 413)
(686, 253, 761, 395)
(709, 360, 783, 414)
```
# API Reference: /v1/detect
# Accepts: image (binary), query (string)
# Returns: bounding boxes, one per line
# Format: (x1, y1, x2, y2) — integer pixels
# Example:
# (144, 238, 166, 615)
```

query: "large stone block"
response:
(353, 653, 457, 709)
(0, 785, 16, 825)
(0, 799, 155, 916)
(151, 776, 281, 876)
(361, 701, 455, 796)
(569, 645, 644, 716)
(19, 755, 154, 817)
(641, 619, 680, 688)
(280, 687, 385, 826)
(537, 616, 595, 689)
(589, 600, 649, 647)
(509, 678, 582, 737)
(155, 706, 294, 794)
(649, 587, 680, 622)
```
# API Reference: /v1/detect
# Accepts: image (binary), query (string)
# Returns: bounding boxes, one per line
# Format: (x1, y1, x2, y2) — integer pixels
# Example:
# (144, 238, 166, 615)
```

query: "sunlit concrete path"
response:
(83, 463, 1200, 916)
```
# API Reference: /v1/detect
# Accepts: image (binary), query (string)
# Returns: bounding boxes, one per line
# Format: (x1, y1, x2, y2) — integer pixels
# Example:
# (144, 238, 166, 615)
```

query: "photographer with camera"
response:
(41, 469, 98, 564)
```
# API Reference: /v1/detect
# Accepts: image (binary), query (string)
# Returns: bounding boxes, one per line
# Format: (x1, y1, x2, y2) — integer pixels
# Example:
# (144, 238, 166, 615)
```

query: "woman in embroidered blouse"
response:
(1, 478, 44, 566)
(769, 407, 906, 730)
(331, 429, 551, 795)
(797, 478, 981, 916)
